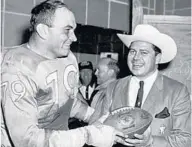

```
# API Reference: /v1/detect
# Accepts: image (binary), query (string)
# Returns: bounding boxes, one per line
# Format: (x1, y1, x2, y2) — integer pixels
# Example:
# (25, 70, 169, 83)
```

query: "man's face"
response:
(95, 61, 110, 85)
(127, 41, 160, 78)
(80, 69, 93, 86)
(47, 8, 77, 57)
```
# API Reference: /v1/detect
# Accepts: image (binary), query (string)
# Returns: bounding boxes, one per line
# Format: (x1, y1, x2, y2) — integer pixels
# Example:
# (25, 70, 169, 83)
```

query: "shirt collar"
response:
(95, 78, 116, 90)
(133, 69, 158, 84)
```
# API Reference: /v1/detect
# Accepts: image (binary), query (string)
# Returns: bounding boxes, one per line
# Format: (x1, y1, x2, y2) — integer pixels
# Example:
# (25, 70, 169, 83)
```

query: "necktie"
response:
(85, 86, 89, 100)
(135, 81, 144, 108)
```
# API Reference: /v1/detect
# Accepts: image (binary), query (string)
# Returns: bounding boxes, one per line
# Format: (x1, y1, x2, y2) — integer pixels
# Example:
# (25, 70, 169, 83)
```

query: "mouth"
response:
(62, 41, 72, 48)
(63, 44, 71, 48)
(132, 63, 144, 69)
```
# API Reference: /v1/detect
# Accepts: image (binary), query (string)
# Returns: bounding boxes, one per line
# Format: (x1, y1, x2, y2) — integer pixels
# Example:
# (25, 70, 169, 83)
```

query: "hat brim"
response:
(117, 34, 177, 63)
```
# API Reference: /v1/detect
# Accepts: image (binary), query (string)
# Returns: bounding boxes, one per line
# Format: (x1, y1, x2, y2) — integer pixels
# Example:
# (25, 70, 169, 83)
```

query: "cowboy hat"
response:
(117, 24, 177, 63)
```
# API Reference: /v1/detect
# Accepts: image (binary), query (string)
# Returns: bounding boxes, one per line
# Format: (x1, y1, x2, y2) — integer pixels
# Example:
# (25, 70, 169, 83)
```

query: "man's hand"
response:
(124, 127, 153, 147)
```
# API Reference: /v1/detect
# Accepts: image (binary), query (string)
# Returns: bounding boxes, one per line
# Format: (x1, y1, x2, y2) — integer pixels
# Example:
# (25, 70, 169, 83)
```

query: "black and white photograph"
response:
(1, 0, 191, 147)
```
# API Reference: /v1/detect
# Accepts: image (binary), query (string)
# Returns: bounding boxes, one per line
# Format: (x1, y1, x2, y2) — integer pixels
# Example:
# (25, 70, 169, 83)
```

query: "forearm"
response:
(70, 98, 94, 122)
(49, 127, 87, 147)
(4, 99, 111, 147)
(50, 125, 115, 147)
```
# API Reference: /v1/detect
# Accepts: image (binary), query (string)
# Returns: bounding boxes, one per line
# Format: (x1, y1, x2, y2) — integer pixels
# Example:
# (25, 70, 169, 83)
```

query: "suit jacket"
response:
(89, 79, 116, 124)
(78, 84, 97, 106)
(104, 73, 191, 147)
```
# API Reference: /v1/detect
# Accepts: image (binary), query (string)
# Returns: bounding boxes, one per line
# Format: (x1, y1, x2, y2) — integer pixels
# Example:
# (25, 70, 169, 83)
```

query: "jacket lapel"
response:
(117, 76, 132, 107)
(142, 73, 164, 112)
(124, 76, 132, 106)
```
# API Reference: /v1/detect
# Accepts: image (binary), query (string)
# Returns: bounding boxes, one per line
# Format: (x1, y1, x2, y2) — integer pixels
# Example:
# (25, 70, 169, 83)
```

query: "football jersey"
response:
(1, 44, 80, 146)
(35, 52, 79, 130)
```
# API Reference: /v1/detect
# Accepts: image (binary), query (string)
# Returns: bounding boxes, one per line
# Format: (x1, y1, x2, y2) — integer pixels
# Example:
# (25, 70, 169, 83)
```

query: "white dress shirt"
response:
(128, 70, 158, 107)
(79, 84, 96, 100)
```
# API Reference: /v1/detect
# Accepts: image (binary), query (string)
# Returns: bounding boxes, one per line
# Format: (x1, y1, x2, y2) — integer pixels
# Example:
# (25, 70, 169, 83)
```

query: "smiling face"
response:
(47, 7, 77, 57)
(127, 41, 161, 79)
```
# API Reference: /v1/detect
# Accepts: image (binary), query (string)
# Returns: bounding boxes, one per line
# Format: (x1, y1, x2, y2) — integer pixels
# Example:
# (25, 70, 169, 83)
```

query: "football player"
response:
(1, 1, 127, 147)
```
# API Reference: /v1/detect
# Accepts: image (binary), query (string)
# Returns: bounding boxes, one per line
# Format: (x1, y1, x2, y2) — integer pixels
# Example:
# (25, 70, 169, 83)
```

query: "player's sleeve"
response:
(1, 72, 90, 147)
(70, 96, 95, 122)
(152, 85, 191, 147)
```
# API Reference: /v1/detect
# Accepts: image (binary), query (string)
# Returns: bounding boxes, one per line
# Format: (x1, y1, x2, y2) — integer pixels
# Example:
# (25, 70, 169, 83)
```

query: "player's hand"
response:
(90, 120, 133, 146)
(124, 127, 153, 147)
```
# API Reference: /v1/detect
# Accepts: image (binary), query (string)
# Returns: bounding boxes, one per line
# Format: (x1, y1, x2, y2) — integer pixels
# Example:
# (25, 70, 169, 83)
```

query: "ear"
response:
(155, 53, 162, 64)
(108, 69, 114, 77)
(36, 24, 49, 40)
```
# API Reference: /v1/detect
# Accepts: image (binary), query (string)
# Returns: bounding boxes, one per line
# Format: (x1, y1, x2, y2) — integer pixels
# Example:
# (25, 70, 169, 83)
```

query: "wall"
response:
(1, 0, 131, 48)
(1, 0, 191, 91)
(141, 0, 191, 93)
(144, 15, 191, 92)
(141, 0, 191, 16)
(1, 0, 132, 69)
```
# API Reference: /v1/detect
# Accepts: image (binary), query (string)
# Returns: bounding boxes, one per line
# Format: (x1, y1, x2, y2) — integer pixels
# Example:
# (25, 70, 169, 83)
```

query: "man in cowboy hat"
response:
(101, 24, 191, 147)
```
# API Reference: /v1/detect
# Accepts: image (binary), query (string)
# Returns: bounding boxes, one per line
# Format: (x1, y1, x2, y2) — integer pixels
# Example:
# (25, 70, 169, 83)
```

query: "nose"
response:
(70, 31, 77, 42)
(133, 52, 141, 60)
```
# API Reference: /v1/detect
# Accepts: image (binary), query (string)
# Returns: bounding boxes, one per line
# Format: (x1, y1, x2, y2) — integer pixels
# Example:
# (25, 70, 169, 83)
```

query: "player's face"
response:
(47, 8, 77, 58)
(80, 69, 93, 86)
(95, 61, 110, 85)
(127, 41, 159, 79)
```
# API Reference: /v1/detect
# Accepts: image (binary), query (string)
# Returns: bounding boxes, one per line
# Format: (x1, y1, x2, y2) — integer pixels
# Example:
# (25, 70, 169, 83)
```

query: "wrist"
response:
(83, 126, 90, 145)
(84, 125, 115, 147)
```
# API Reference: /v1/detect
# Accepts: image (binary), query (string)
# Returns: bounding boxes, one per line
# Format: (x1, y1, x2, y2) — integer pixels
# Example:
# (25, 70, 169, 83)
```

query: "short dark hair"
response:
(30, 0, 68, 32)
(153, 45, 161, 56)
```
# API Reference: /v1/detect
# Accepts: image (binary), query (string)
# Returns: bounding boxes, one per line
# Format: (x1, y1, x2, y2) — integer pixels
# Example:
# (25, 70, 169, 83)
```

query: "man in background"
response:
(89, 57, 119, 124)
(78, 61, 97, 105)
(1, 1, 127, 146)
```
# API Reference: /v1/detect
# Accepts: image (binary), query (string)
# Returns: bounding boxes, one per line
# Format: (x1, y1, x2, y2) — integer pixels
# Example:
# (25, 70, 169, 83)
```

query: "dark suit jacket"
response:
(104, 73, 191, 147)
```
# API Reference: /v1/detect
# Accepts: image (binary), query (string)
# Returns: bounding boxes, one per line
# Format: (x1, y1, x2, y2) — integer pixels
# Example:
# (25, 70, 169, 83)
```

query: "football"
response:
(104, 107, 153, 138)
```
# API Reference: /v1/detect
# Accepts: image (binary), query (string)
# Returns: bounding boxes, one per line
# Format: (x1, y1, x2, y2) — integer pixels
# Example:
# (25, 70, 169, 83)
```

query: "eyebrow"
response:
(129, 48, 149, 51)
(64, 25, 73, 29)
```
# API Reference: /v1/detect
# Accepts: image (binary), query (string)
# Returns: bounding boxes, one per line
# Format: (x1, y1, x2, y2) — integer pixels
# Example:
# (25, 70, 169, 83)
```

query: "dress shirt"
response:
(129, 70, 158, 107)
(79, 84, 96, 100)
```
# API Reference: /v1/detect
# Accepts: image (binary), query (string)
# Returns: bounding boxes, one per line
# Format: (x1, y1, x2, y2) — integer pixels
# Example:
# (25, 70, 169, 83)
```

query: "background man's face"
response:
(47, 7, 77, 57)
(127, 41, 159, 78)
(80, 69, 93, 86)
(95, 61, 110, 85)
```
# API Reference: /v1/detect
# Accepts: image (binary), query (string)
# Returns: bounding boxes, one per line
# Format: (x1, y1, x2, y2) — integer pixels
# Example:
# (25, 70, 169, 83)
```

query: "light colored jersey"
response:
(1, 44, 88, 147)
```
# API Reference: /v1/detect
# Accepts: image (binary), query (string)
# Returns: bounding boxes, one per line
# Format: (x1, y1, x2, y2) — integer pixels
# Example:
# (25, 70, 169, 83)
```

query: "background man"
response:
(89, 57, 119, 124)
(103, 24, 191, 147)
(1, 1, 126, 147)
(78, 61, 97, 105)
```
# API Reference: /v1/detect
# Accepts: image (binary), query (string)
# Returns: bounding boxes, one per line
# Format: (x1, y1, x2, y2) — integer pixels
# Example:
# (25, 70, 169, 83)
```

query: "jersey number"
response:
(46, 65, 78, 103)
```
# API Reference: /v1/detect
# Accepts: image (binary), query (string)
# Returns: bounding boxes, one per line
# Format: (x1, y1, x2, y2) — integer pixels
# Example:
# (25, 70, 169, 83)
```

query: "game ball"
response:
(104, 107, 153, 138)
